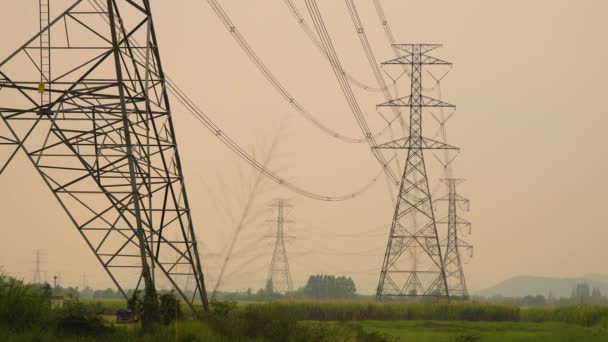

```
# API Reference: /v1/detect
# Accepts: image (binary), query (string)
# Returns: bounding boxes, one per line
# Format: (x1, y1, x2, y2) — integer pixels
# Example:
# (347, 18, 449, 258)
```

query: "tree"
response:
(302, 274, 357, 299)
(592, 287, 602, 303)
(159, 291, 182, 325)
(265, 278, 274, 294)
(571, 283, 591, 304)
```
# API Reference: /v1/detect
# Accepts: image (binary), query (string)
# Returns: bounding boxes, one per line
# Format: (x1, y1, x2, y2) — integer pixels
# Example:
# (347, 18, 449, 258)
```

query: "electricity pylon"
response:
(32, 249, 45, 284)
(375, 44, 455, 300)
(429, 69, 472, 300)
(0, 0, 208, 312)
(265, 199, 294, 294)
(436, 179, 471, 299)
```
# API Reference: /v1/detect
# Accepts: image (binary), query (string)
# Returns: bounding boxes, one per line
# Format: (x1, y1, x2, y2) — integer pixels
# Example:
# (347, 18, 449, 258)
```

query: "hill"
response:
(475, 275, 608, 298)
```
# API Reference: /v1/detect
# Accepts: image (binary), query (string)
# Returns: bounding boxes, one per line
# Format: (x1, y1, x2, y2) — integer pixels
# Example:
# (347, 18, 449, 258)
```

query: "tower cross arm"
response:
(382, 54, 451, 66)
(373, 136, 459, 150)
(377, 95, 455, 108)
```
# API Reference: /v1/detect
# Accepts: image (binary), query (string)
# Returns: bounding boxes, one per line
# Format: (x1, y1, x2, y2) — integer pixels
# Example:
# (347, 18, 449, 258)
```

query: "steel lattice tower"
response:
(376, 44, 456, 300)
(437, 179, 471, 299)
(265, 200, 294, 294)
(0, 0, 208, 312)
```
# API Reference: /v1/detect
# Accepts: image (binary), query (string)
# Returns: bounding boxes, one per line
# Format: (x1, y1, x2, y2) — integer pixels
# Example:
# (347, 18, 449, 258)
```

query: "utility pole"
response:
(376, 44, 455, 300)
(0, 0, 208, 314)
(265, 199, 294, 295)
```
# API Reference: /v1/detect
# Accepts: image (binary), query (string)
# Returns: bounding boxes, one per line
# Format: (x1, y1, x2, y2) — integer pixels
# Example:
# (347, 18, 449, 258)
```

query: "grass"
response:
(81, 298, 126, 314)
(358, 320, 608, 342)
(3, 277, 608, 342)
(236, 301, 521, 322)
(3, 318, 606, 342)
(521, 305, 608, 326)
(0, 320, 228, 341)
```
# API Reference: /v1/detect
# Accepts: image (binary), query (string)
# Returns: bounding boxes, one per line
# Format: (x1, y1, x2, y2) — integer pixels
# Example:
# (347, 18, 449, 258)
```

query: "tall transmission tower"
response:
(0, 0, 208, 312)
(376, 44, 456, 300)
(32, 249, 45, 284)
(437, 179, 471, 299)
(265, 200, 294, 294)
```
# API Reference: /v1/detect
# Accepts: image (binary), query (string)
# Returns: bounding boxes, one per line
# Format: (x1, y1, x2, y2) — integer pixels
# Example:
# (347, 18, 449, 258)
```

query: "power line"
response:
(345, 0, 407, 135)
(283, 0, 388, 93)
(206, 0, 388, 144)
(305, 0, 401, 187)
(87, 0, 387, 202)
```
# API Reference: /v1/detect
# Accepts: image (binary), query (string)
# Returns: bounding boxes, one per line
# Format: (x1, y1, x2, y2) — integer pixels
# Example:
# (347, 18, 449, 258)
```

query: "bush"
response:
(159, 291, 182, 325)
(55, 299, 112, 335)
(209, 300, 237, 316)
(0, 274, 53, 331)
(204, 303, 395, 342)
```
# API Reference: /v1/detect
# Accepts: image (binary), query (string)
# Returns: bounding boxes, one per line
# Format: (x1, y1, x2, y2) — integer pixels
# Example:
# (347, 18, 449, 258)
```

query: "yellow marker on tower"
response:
(37, 82, 46, 94)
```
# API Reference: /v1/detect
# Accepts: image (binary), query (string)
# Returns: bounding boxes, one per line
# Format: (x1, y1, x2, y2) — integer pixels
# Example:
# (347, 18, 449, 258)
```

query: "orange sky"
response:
(0, 0, 607, 294)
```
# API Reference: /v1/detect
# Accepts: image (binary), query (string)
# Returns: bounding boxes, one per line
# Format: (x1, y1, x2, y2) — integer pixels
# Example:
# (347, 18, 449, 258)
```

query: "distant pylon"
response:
(265, 199, 294, 294)
(32, 249, 44, 284)
(376, 44, 456, 300)
(436, 179, 471, 299)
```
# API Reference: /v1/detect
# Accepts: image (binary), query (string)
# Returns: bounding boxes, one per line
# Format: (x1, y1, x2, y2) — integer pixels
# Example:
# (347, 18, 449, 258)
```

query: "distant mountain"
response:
(475, 275, 608, 298)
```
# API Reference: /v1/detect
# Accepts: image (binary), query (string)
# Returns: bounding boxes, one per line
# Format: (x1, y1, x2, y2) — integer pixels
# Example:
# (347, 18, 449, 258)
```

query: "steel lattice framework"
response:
(0, 0, 208, 312)
(436, 179, 471, 299)
(376, 44, 455, 299)
(265, 200, 294, 294)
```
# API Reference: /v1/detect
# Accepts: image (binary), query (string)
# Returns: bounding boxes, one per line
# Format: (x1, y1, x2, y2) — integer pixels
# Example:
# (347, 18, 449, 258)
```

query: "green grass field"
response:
(3, 280, 608, 342)
(85, 299, 608, 341)
(357, 320, 608, 341)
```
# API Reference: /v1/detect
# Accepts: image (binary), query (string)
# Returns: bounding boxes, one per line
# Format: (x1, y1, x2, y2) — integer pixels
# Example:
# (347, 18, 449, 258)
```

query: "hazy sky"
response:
(0, 0, 607, 294)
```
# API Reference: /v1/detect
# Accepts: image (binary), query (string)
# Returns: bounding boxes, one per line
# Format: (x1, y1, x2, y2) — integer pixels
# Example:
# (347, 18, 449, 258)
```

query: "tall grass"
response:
(238, 301, 521, 322)
(239, 301, 608, 328)
(0, 273, 53, 330)
(521, 305, 608, 326)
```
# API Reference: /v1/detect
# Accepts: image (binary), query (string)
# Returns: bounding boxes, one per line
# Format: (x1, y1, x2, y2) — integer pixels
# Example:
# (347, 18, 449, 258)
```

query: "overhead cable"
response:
(206, 0, 388, 144)
(305, 0, 400, 185)
(88, 0, 387, 202)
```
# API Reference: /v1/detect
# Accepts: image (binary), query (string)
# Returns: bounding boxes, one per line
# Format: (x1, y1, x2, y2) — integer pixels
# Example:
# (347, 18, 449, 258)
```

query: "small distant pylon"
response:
(81, 273, 87, 289)
(32, 249, 45, 284)
(436, 179, 471, 299)
(265, 199, 294, 294)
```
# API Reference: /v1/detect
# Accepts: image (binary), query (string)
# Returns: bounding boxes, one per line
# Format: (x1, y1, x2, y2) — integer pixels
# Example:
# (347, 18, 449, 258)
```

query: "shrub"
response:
(55, 299, 112, 335)
(159, 291, 182, 325)
(209, 300, 237, 316)
(0, 274, 53, 331)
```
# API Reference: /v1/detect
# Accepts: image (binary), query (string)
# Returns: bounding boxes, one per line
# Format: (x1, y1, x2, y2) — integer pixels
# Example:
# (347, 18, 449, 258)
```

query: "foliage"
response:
(209, 300, 238, 316)
(303, 275, 357, 299)
(55, 299, 112, 335)
(521, 304, 608, 326)
(238, 301, 521, 322)
(159, 291, 182, 325)
(142, 283, 161, 331)
(0, 273, 53, 331)
(127, 289, 143, 316)
(205, 305, 393, 342)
